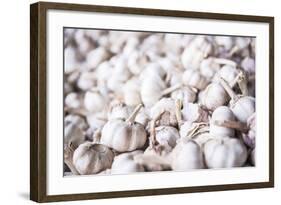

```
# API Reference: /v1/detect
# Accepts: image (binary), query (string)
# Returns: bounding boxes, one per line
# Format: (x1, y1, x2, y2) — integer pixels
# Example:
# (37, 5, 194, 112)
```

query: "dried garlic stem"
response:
(150, 111, 165, 147)
(213, 58, 237, 67)
(126, 104, 143, 123)
(92, 129, 102, 143)
(219, 77, 238, 101)
(161, 83, 182, 96)
(237, 71, 248, 96)
(213, 120, 248, 132)
(229, 45, 239, 56)
(175, 99, 183, 127)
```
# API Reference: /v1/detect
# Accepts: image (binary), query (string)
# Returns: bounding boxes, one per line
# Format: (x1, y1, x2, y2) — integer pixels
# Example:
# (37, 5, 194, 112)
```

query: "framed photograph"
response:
(30, 1, 274, 202)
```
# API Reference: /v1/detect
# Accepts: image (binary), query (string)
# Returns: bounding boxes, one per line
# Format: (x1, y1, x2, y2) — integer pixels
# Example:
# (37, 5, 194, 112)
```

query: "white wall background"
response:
(0, 0, 279, 204)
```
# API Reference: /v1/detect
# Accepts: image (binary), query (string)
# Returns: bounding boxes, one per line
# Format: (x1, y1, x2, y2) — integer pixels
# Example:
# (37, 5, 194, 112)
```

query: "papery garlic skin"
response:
(154, 126, 180, 152)
(111, 151, 145, 174)
(108, 103, 133, 120)
(204, 137, 247, 168)
(170, 139, 205, 171)
(101, 119, 147, 152)
(213, 65, 238, 85)
(182, 103, 209, 123)
(73, 142, 114, 175)
(210, 106, 236, 138)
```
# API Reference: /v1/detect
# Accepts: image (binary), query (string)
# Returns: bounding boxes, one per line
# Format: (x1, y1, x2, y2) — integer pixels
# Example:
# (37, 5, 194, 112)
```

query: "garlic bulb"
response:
(64, 123, 85, 149)
(65, 114, 87, 130)
(200, 83, 229, 111)
(214, 36, 234, 51)
(140, 74, 166, 107)
(123, 77, 142, 106)
(152, 125, 180, 153)
(210, 106, 236, 138)
(65, 92, 83, 109)
(108, 103, 133, 120)
(204, 137, 247, 168)
(213, 65, 238, 85)
(182, 69, 209, 90)
(241, 56, 255, 75)
(77, 71, 96, 91)
(84, 90, 107, 113)
(86, 47, 109, 70)
(171, 86, 197, 104)
(250, 148, 255, 166)
(242, 113, 256, 148)
(64, 46, 79, 74)
(181, 36, 212, 70)
(150, 98, 178, 127)
(73, 142, 114, 175)
(127, 50, 148, 75)
(111, 151, 145, 174)
(86, 114, 106, 132)
(181, 103, 209, 123)
(170, 139, 205, 170)
(100, 104, 147, 152)
(219, 77, 255, 123)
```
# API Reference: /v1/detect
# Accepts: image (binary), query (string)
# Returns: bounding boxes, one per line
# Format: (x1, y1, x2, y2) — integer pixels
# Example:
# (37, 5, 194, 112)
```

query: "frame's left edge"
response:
(30, 2, 48, 203)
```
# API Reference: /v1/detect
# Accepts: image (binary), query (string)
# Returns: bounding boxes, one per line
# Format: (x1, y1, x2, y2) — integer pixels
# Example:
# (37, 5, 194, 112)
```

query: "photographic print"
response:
(63, 29, 256, 176)
(30, 2, 273, 202)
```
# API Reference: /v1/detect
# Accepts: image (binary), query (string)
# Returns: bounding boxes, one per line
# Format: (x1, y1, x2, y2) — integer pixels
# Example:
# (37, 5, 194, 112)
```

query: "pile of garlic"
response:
(64, 29, 256, 176)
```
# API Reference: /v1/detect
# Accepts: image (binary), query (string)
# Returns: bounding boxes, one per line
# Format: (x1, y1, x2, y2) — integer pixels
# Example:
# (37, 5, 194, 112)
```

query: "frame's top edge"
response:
(33, 1, 274, 23)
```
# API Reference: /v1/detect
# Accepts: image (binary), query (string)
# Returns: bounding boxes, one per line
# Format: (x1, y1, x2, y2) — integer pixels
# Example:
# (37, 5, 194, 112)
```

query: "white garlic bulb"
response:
(100, 104, 147, 152)
(170, 139, 205, 170)
(77, 71, 96, 91)
(65, 92, 83, 109)
(181, 103, 209, 123)
(213, 65, 238, 85)
(86, 47, 109, 70)
(123, 77, 142, 106)
(141, 74, 167, 107)
(64, 123, 85, 149)
(200, 83, 229, 111)
(181, 36, 212, 70)
(111, 151, 145, 174)
(84, 90, 107, 113)
(204, 137, 247, 168)
(64, 46, 79, 74)
(127, 50, 148, 75)
(86, 114, 106, 132)
(210, 106, 236, 138)
(182, 69, 209, 90)
(250, 148, 255, 166)
(73, 142, 114, 175)
(241, 56, 255, 75)
(65, 114, 87, 130)
(214, 36, 234, 51)
(219, 77, 255, 123)
(108, 103, 133, 120)
(153, 126, 180, 152)
(171, 86, 197, 104)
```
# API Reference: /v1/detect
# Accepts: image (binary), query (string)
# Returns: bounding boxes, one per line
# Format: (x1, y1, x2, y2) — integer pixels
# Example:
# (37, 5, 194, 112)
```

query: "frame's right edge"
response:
(269, 17, 274, 187)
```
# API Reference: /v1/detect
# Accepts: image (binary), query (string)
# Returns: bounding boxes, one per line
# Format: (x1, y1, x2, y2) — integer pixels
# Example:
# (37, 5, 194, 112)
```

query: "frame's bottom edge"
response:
(37, 181, 274, 203)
